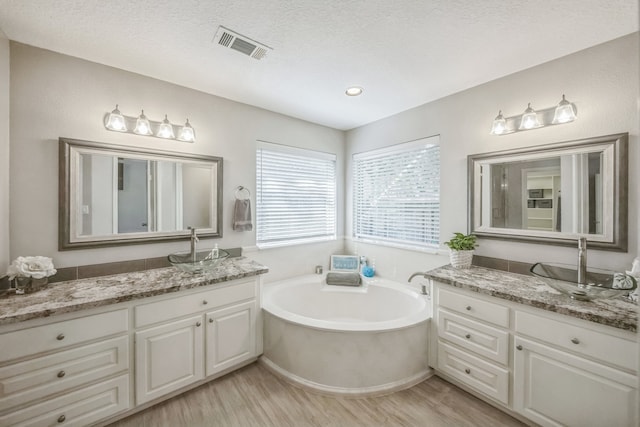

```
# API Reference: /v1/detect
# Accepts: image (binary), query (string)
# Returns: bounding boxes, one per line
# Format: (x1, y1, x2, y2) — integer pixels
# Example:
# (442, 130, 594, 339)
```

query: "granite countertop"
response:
(0, 257, 269, 326)
(424, 265, 637, 332)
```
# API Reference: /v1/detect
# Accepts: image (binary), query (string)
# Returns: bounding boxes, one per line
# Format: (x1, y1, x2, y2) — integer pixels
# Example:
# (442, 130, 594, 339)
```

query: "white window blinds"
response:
(256, 142, 337, 248)
(353, 136, 440, 249)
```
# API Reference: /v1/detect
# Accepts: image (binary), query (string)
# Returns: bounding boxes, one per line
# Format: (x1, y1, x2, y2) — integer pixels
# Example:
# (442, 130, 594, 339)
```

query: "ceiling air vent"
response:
(213, 26, 272, 60)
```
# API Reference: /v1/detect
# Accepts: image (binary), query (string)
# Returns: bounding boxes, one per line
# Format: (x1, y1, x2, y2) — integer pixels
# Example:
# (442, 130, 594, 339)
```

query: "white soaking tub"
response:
(261, 274, 432, 396)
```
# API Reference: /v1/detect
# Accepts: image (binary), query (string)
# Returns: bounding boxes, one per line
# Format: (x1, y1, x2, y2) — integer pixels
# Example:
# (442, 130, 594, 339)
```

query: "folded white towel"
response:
(233, 199, 253, 231)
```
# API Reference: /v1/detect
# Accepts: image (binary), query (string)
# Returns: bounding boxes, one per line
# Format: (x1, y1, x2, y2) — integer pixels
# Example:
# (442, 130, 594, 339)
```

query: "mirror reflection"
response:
(468, 133, 627, 251)
(60, 138, 223, 250)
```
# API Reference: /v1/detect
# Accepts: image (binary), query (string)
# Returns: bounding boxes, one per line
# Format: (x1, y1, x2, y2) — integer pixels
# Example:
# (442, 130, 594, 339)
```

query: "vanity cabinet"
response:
(431, 281, 639, 427)
(133, 278, 259, 405)
(0, 309, 130, 425)
(434, 287, 510, 405)
(513, 311, 637, 427)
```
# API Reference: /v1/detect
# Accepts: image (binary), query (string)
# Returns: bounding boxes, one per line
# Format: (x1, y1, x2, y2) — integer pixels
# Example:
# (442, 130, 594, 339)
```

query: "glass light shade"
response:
(134, 110, 152, 135)
(490, 111, 507, 135)
(519, 103, 541, 130)
(157, 115, 175, 139)
(178, 119, 195, 142)
(104, 105, 127, 132)
(552, 95, 576, 124)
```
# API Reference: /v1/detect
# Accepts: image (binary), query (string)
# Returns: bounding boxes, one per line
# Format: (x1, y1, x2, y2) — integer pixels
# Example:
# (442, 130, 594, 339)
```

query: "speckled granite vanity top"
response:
(0, 257, 268, 326)
(425, 265, 637, 332)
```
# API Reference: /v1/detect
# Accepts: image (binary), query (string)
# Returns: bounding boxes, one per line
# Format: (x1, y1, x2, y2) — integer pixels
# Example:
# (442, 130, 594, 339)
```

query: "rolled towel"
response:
(233, 199, 253, 231)
(326, 271, 361, 287)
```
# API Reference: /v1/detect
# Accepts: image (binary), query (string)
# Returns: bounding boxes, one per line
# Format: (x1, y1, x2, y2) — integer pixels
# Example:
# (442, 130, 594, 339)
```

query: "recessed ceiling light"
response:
(345, 87, 363, 96)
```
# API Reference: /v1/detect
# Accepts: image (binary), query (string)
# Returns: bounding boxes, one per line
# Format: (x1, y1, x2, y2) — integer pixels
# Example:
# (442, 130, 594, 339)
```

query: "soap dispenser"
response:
(212, 244, 219, 259)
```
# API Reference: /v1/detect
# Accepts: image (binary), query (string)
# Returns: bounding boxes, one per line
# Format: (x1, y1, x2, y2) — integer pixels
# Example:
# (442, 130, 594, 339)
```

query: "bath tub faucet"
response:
(408, 272, 427, 282)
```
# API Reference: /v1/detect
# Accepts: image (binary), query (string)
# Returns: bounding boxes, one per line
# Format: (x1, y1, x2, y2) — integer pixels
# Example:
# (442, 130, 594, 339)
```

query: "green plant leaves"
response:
(444, 232, 478, 251)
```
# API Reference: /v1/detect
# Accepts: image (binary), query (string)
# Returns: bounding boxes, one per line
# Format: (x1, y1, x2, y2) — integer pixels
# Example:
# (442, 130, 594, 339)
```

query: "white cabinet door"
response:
(135, 315, 204, 405)
(513, 337, 638, 427)
(206, 301, 256, 376)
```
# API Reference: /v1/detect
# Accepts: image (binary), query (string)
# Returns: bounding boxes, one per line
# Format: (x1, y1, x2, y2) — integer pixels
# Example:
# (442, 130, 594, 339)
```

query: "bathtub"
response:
(261, 274, 432, 396)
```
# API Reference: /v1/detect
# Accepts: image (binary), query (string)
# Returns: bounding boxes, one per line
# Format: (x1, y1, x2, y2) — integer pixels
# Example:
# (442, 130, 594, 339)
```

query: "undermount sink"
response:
(530, 262, 637, 301)
(168, 249, 230, 274)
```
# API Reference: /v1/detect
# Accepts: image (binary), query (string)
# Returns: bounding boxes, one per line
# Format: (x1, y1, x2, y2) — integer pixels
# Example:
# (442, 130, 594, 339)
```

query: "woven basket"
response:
(449, 249, 474, 269)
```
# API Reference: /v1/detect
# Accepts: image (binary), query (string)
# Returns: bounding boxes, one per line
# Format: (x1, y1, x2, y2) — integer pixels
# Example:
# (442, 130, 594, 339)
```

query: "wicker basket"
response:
(449, 249, 474, 269)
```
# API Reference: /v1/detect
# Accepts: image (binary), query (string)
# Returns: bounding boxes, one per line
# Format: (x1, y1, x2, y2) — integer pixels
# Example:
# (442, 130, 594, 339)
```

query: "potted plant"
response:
(444, 232, 478, 269)
(6, 256, 57, 294)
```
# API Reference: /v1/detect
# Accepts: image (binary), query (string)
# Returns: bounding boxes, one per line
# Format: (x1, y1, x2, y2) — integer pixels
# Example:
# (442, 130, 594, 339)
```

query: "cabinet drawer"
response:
(0, 336, 128, 412)
(515, 310, 637, 371)
(0, 309, 129, 363)
(0, 374, 129, 427)
(438, 309, 509, 365)
(135, 279, 256, 328)
(438, 288, 510, 328)
(437, 341, 509, 405)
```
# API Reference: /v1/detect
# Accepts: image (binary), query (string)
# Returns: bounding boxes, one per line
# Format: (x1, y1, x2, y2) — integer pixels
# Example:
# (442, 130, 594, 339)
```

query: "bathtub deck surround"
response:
(261, 274, 431, 396)
(424, 265, 638, 427)
(0, 257, 268, 426)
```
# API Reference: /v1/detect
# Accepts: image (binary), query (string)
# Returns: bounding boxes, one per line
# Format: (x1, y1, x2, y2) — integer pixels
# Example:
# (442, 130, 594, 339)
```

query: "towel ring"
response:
(235, 186, 251, 200)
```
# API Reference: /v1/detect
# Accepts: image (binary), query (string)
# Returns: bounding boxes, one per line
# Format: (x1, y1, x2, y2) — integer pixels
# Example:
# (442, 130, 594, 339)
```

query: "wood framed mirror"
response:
(59, 137, 223, 250)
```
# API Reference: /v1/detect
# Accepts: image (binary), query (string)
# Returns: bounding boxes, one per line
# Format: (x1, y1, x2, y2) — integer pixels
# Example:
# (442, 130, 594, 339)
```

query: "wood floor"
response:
(109, 362, 525, 427)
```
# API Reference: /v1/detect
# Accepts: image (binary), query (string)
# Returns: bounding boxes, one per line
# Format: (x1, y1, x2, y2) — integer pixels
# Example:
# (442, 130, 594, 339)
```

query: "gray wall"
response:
(8, 42, 345, 280)
(346, 33, 639, 281)
(0, 31, 9, 274)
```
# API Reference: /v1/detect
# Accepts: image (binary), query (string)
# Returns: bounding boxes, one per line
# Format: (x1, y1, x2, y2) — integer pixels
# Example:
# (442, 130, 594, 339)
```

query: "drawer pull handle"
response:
(516, 345, 523, 351)
(58, 414, 66, 423)
(57, 371, 66, 378)
(56, 334, 65, 341)
(465, 305, 471, 311)
(464, 368, 471, 374)
(571, 338, 580, 345)
(196, 321, 202, 327)
(209, 318, 214, 323)
(203, 300, 208, 305)
(465, 334, 471, 339)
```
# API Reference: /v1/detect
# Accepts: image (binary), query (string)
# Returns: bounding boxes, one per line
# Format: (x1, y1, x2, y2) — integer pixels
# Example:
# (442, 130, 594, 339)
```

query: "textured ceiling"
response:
(0, 0, 637, 130)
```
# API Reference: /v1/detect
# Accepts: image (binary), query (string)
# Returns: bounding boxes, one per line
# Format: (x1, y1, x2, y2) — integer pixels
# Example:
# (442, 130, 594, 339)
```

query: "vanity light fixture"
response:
(104, 105, 127, 132)
(178, 119, 195, 142)
(134, 110, 153, 136)
(103, 106, 196, 142)
(490, 95, 577, 135)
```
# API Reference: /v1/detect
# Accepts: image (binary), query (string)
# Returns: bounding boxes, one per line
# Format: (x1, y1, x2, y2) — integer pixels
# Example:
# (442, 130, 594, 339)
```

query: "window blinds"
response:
(256, 142, 337, 248)
(353, 136, 440, 249)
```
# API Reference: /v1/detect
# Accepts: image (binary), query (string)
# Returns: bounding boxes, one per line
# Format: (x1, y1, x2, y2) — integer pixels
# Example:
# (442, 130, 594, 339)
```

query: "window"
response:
(353, 136, 440, 250)
(256, 142, 337, 248)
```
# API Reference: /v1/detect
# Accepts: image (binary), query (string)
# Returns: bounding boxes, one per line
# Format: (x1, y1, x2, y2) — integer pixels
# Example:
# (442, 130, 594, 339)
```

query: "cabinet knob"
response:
(464, 368, 471, 374)
(57, 371, 66, 378)
(196, 321, 202, 327)
(56, 333, 65, 341)
(58, 414, 66, 423)
(516, 345, 523, 351)
(571, 338, 580, 345)
(465, 305, 471, 311)
(465, 334, 471, 339)
(209, 318, 214, 323)
(203, 300, 208, 305)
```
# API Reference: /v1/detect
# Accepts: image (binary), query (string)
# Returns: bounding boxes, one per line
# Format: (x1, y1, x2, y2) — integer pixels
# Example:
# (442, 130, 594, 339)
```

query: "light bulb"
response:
(178, 119, 195, 142)
(552, 95, 576, 124)
(157, 114, 175, 139)
(104, 104, 127, 132)
(519, 103, 541, 130)
(490, 110, 507, 135)
(134, 110, 152, 135)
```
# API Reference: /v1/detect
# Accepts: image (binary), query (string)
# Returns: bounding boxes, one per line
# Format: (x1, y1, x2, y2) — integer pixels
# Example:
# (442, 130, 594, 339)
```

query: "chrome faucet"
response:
(408, 271, 426, 282)
(189, 227, 199, 263)
(577, 237, 587, 285)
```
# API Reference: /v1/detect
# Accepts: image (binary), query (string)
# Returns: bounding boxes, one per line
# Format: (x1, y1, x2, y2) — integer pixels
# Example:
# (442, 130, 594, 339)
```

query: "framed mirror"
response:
(59, 137, 223, 250)
(468, 133, 627, 251)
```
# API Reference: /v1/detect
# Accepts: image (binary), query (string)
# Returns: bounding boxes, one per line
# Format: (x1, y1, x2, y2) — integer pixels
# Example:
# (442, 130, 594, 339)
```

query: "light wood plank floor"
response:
(110, 362, 525, 427)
